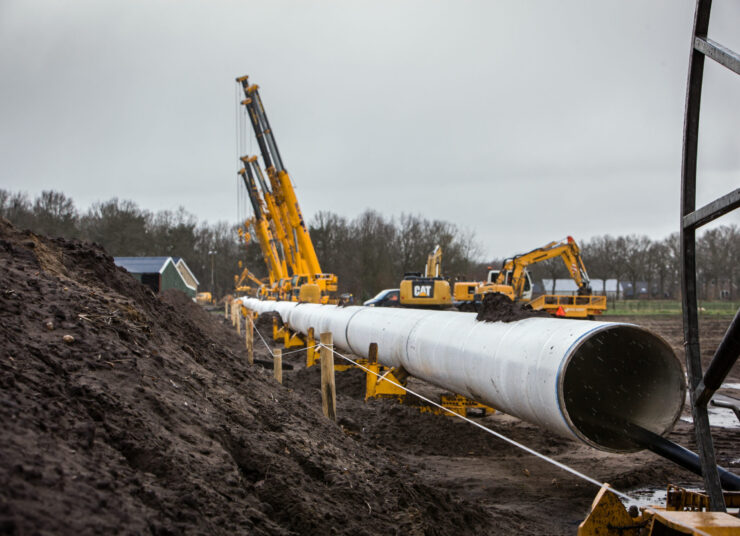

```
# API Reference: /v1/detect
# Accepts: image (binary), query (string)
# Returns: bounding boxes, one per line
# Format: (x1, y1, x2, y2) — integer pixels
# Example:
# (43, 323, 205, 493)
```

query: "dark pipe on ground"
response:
(626, 423, 740, 491)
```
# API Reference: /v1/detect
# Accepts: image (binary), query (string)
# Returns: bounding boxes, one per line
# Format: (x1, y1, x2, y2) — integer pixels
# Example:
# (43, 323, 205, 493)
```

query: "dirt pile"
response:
(0, 218, 493, 535)
(475, 292, 550, 322)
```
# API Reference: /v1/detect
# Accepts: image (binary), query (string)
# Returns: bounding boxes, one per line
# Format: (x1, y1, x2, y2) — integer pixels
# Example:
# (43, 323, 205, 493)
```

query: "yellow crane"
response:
(237, 164, 286, 288)
(236, 75, 338, 303)
(241, 155, 308, 278)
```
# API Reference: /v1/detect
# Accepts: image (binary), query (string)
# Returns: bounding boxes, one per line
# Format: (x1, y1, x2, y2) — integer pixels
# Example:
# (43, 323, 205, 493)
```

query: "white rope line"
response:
(319, 343, 635, 503)
(247, 315, 274, 357)
(280, 344, 320, 357)
(244, 315, 319, 357)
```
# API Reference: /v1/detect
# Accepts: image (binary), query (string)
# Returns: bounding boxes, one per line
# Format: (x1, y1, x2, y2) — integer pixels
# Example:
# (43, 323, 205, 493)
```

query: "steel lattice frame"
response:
(680, 0, 740, 512)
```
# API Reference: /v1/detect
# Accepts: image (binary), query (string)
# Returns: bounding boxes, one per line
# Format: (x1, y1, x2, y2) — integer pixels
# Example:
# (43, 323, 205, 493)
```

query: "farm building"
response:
(172, 257, 200, 292)
(114, 256, 198, 298)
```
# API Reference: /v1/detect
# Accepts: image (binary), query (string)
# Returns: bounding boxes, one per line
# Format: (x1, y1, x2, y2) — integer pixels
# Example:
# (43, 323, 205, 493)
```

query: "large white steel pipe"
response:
(242, 298, 685, 453)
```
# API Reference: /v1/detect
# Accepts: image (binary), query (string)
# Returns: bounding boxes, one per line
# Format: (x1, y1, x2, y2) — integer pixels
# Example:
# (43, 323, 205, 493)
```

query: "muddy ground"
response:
(273, 313, 740, 534)
(1, 218, 738, 535)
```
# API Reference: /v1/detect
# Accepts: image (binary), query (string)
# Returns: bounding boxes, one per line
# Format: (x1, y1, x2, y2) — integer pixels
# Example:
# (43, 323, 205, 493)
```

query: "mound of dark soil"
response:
(475, 293, 550, 323)
(0, 218, 493, 535)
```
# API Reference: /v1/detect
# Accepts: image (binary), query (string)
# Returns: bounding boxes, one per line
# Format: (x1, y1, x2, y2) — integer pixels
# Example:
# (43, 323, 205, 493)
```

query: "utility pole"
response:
(209, 249, 217, 294)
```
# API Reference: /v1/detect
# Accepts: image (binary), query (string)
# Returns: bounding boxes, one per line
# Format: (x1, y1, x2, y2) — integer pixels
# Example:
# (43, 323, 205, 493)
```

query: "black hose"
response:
(626, 423, 740, 491)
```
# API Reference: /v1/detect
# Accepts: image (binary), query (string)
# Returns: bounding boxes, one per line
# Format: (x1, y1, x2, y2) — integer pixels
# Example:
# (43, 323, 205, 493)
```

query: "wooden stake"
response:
(368, 342, 378, 365)
(366, 342, 378, 400)
(246, 314, 254, 365)
(236, 307, 241, 334)
(320, 332, 336, 421)
(274, 348, 282, 384)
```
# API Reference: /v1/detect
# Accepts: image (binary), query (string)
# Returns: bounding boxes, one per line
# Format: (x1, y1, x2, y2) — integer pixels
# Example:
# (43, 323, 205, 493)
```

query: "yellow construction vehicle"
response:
(195, 292, 213, 305)
(579, 484, 740, 535)
(233, 261, 266, 296)
(241, 155, 307, 278)
(399, 245, 453, 307)
(237, 165, 287, 287)
(236, 75, 338, 304)
(492, 236, 606, 318)
(452, 278, 515, 306)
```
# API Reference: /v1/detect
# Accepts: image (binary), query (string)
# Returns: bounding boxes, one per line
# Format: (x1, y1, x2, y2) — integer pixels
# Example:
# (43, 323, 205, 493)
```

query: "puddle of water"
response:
(622, 487, 671, 510)
(623, 486, 740, 514)
(679, 409, 739, 429)
(681, 393, 740, 429)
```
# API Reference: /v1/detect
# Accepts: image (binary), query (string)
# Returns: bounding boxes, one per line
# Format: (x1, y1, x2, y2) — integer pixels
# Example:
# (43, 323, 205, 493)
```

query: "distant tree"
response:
(621, 235, 652, 298)
(0, 190, 34, 230)
(696, 225, 737, 300)
(79, 198, 151, 256)
(148, 207, 198, 258)
(3, 187, 734, 302)
(32, 190, 79, 238)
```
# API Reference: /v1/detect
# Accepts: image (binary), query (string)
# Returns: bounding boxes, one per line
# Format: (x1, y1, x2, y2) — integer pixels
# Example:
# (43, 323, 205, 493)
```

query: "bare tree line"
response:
(2, 189, 737, 301)
(0, 190, 253, 299)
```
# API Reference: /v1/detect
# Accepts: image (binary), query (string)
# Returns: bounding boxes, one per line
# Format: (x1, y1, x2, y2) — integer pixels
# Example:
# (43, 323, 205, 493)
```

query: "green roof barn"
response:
(113, 256, 198, 298)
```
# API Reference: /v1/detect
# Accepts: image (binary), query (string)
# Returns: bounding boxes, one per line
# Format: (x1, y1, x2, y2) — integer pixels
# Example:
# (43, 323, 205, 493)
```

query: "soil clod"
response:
(475, 292, 550, 322)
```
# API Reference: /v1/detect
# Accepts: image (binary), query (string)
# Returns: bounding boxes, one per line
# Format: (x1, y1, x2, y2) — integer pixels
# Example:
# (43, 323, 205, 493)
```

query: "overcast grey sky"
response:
(1, 1, 738, 258)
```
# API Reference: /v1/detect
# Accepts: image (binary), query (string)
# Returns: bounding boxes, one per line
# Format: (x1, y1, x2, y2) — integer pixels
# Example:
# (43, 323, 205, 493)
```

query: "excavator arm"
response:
(425, 246, 443, 278)
(234, 260, 265, 290)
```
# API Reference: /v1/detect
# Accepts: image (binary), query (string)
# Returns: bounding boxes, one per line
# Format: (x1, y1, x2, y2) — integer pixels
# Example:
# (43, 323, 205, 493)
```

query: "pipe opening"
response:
(561, 326, 686, 452)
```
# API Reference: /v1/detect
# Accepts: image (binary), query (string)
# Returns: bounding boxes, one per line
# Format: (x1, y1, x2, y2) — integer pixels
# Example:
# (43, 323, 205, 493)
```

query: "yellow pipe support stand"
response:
(284, 324, 305, 349)
(364, 343, 407, 400)
(272, 317, 280, 342)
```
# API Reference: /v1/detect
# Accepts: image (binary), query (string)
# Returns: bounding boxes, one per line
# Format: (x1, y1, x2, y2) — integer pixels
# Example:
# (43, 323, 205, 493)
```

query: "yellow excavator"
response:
(236, 75, 339, 304)
(233, 261, 266, 297)
(454, 237, 605, 318)
(496, 236, 606, 318)
(399, 245, 453, 307)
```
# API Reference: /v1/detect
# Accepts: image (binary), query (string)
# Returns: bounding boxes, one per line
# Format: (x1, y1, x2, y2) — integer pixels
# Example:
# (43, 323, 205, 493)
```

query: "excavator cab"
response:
(399, 246, 453, 308)
(399, 273, 452, 307)
(488, 269, 533, 301)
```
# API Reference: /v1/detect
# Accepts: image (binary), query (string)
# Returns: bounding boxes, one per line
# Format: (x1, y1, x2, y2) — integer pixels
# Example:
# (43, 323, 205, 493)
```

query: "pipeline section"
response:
(242, 299, 686, 454)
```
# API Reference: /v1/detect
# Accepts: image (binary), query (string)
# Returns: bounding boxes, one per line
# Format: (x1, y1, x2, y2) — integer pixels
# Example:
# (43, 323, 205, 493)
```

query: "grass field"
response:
(602, 299, 739, 316)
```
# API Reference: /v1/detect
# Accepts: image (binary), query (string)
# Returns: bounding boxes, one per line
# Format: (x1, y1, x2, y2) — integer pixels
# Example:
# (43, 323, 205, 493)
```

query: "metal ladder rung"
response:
(682, 188, 740, 230)
(694, 37, 740, 75)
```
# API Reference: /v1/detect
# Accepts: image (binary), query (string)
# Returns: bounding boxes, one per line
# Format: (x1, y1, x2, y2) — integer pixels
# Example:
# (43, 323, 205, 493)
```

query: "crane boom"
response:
(237, 76, 323, 277)
(238, 165, 286, 284)
(242, 155, 308, 277)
